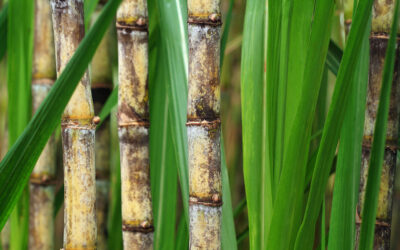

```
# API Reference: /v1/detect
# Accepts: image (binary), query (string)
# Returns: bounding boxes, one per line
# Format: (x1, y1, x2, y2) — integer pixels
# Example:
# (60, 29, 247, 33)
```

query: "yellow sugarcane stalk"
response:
(117, 0, 154, 249)
(357, 0, 400, 249)
(29, 0, 57, 249)
(90, 4, 113, 250)
(51, 0, 97, 249)
(187, 0, 222, 249)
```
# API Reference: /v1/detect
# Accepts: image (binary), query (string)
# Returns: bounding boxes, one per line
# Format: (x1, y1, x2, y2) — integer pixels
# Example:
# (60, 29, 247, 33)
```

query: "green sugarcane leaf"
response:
(220, 0, 233, 66)
(148, 22, 178, 250)
(107, 112, 123, 250)
(328, 8, 370, 250)
(84, 0, 101, 30)
(240, 0, 270, 249)
(0, 4, 7, 60)
(175, 215, 189, 250)
(97, 86, 117, 126)
(0, 0, 122, 230)
(7, 0, 34, 248)
(294, 0, 374, 248)
(359, 0, 400, 248)
(220, 2, 237, 248)
(267, 1, 334, 249)
(221, 141, 237, 250)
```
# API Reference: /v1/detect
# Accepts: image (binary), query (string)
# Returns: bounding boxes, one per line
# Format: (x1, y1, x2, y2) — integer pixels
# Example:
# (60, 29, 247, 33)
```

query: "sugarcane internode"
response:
(187, 0, 222, 249)
(117, 0, 154, 249)
(357, 0, 400, 249)
(51, 0, 97, 249)
(29, 0, 57, 249)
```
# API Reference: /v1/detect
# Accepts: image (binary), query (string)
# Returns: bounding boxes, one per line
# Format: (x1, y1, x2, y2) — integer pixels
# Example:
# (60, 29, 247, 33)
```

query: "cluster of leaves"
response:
(241, 0, 400, 249)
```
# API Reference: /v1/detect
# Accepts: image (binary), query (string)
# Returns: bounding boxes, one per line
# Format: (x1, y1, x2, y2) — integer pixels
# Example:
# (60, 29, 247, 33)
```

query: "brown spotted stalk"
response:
(29, 0, 57, 249)
(90, 4, 113, 249)
(51, 0, 97, 249)
(116, 0, 154, 248)
(187, 0, 222, 249)
(357, 0, 400, 249)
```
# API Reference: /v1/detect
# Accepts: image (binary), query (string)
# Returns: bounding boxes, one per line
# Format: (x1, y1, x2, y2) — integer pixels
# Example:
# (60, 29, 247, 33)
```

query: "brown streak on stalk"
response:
(117, 1, 153, 248)
(356, 27, 400, 248)
(188, 0, 222, 248)
(29, 0, 57, 249)
(51, 0, 96, 249)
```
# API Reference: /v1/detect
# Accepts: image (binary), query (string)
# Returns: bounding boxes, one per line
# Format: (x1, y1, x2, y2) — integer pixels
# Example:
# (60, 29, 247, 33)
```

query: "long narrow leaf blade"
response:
(240, 0, 270, 249)
(221, 142, 237, 250)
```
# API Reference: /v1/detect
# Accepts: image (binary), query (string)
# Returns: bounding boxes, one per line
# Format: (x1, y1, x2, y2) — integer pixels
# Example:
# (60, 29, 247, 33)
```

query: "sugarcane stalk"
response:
(29, 0, 57, 249)
(51, 0, 97, 249)
(90, 4, 113, 250)
(187, 0, 222, 249)
(116, 0, 153, 248)
(357, 1, 400, 249)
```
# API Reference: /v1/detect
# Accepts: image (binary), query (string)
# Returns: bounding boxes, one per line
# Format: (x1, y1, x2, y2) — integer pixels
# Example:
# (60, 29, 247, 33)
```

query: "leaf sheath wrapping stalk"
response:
(51, 0, 97, 248)
(29, 0, 57, 248)
(187, 0, 222, 248)
(357, 36, 400, 249)
(117, 1, 154, 248)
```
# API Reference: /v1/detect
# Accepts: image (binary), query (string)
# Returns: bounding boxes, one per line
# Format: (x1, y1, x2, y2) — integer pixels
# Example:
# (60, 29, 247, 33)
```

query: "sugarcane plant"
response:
(187, 0, 222, 249)
(90, 4, 113, 249)
(29, 0, 57, 249)
(51, 0, 97, 249)
(116, 0, 154, 248)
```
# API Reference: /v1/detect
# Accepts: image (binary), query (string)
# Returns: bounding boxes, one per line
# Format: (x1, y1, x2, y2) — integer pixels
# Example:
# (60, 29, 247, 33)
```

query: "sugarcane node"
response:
(189, 196, 223, 207)
(369, 32, 400, 40)
(93, 116, 101, 125)
(122, 223, 154, 233)
(116, 21, 148, 31)
(118, 120, 150, 127)
(186, 119, 221, 127)
(187, 16, 222, 26)
(30, 176, 57, 186)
